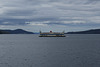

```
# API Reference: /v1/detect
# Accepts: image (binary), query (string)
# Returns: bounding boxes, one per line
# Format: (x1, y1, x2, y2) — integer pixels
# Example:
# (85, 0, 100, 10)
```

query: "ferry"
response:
(39, 31, 66, 37)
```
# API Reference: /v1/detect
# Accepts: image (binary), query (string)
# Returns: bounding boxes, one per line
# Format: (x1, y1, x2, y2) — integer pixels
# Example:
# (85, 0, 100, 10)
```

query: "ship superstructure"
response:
(39, 31, 65, 37)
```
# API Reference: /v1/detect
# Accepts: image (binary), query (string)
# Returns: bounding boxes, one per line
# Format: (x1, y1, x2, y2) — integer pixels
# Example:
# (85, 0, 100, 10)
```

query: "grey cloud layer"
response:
(0, 0, 100, 26)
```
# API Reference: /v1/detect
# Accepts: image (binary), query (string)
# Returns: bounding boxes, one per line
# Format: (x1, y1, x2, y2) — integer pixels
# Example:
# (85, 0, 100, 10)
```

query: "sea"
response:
(0, 34, 100, 67)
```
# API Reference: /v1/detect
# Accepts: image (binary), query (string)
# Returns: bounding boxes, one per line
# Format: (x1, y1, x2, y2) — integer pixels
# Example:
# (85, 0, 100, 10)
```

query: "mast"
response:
(39, 30, 42, 34)
(62, 30, 65, 34)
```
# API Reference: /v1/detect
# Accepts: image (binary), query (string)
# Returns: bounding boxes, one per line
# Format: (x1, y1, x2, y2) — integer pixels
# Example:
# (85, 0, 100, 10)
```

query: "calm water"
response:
(0, 34, 100, 67)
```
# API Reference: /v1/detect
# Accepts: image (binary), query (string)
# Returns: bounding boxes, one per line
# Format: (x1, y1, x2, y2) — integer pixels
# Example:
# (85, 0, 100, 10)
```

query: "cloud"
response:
(25, 21, 48, 26)
(0, 0, 100, 31)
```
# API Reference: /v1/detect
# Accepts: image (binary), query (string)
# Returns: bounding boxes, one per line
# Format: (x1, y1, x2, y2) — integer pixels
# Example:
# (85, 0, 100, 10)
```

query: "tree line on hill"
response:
(0, 29, 34, 34)
(0, 29, 100, 34)
(66, 29, 100, 34)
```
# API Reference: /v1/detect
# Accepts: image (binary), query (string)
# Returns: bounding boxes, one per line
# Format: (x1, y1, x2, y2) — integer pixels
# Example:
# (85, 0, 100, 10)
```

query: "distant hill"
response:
(0, 29, 34, 34)
(67, 29, 100, 34)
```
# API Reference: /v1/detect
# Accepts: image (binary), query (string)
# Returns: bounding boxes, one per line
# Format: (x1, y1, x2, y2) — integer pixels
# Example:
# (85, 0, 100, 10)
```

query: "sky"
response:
(0, 0, 100, 32)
